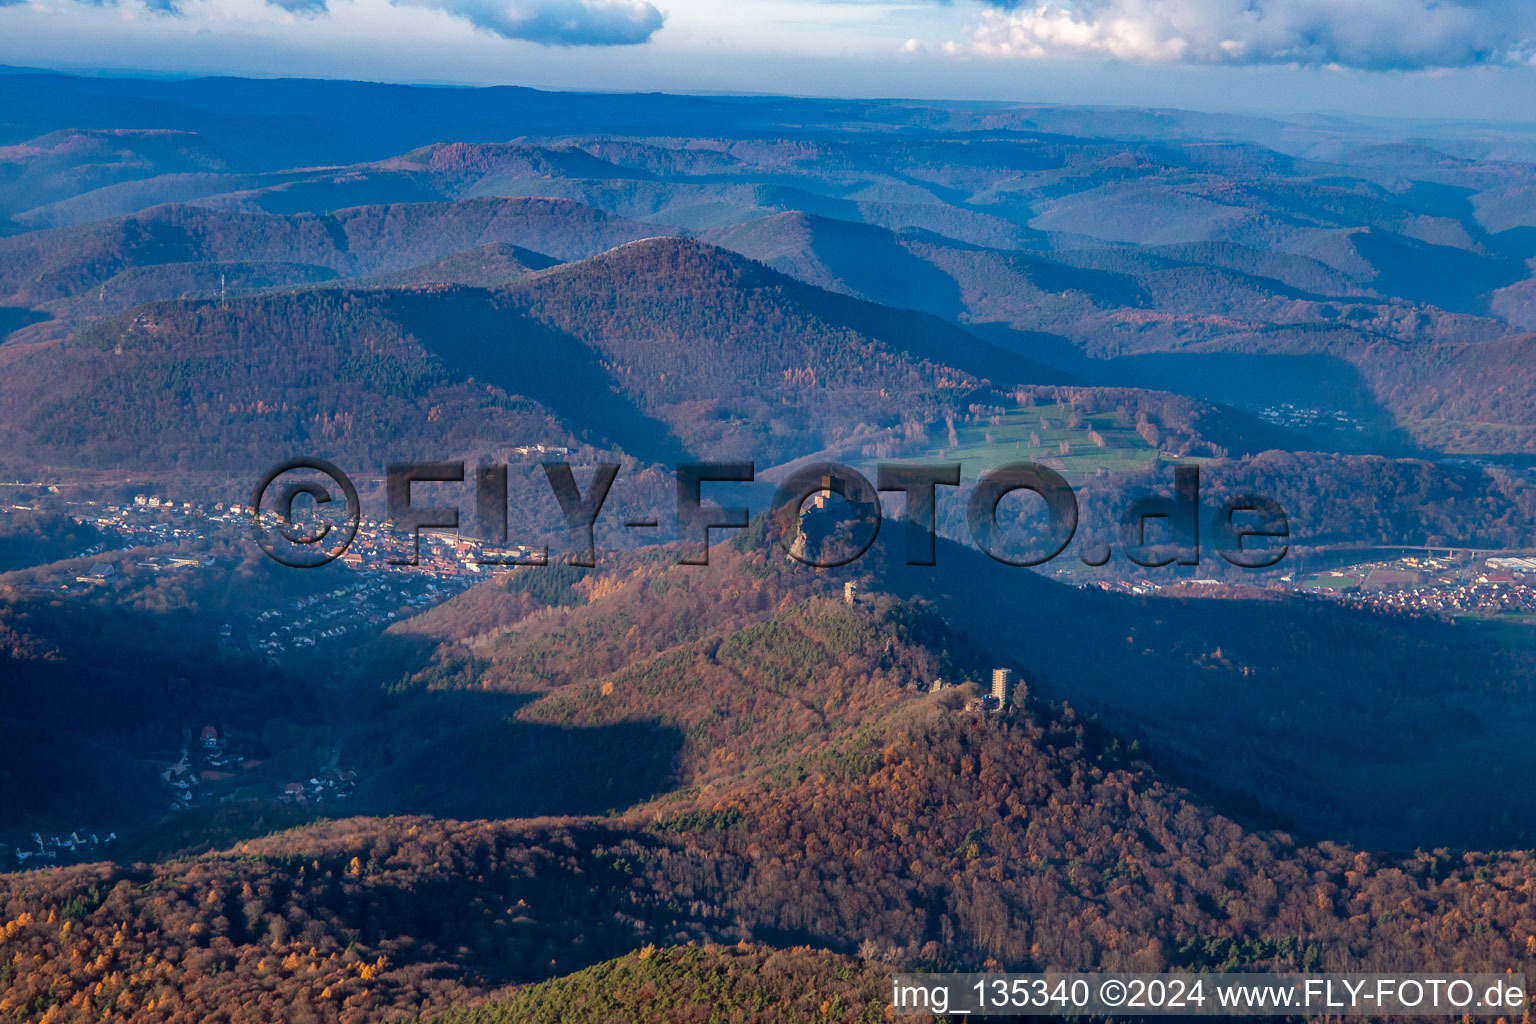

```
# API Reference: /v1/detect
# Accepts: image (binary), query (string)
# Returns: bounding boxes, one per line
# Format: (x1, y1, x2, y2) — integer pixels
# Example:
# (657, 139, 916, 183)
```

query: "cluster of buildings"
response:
(244, 574, 471, 658)
(158, 725, 266, 811)
(1340, 579, 1536, 617)
(62, 492, 543, 584)
(278, 767, 358, 806)
(89, 494, 235, 546)
(337, 527, 546, 576)
(156, 725, 360, 811)
(1254, 403, 1365, 433)
(1076, 577, 1166, 596)
(1, 831, 117, 868)
(14, 493, 515, 660)
(1293, 554, 1536, 620)
(512, 443, 573, 458)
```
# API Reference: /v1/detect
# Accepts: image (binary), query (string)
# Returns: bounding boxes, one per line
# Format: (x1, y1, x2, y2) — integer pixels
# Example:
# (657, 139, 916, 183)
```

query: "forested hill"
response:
(378, 531, 1536, 852)
(500, 236, 1071, 452)
(3, 540, 1536, 1022)
(0, 197, 666, 302)
(0, 237, 1073, 474)
(0, 198, 670, 341)
(435, 944, 923, 1024)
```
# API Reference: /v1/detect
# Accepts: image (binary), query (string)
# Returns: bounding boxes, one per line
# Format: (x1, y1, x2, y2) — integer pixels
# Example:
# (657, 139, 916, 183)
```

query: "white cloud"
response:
(966, 0, 1535, 69)
(391, 0, 664, 45)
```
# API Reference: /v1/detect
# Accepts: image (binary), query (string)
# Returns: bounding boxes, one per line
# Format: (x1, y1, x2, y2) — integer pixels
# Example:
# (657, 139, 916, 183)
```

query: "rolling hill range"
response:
(0, 236, 1080, 474)
(492, 236, 1073, 458)
(0, 216, 1526, 550)
(0, 197, 674, 342)
(362, 242, 561, 288)
(6, 81, 1536, 456)
(1, 194, 1527, 456)
(0, 127, 238, 220)
(2, 204, 1530, 457)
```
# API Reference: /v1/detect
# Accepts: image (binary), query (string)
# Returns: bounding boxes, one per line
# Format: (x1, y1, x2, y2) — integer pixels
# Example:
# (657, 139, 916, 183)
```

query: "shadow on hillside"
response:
(353, 690, 684, 821)
(384, 289, 692, 466)
(866, 536, 1536, 853)
(965, 321, 1094, 379)
(0, 592, 326, 836)
(808, 218, 967, 321)
(0, 305, 49, 342)
(1489, 225, 1536, 263)
(1352, 230, 1527, 313)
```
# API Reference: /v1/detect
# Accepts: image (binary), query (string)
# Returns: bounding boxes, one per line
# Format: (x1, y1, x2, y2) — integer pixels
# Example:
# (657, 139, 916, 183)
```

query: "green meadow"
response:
(1299, 573, 1362, 591)
(919, 401, 1161, 477)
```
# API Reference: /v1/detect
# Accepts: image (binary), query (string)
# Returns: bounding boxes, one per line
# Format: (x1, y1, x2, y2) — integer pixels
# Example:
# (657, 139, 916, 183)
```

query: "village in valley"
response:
(1050, 548, 1536, 626)
(0, 831, 117, 870)
(0, 487, 553, 659)
(1288, 552, 1536, 621)
(156, 723, 358, 815)
(9, 483, 1536, 649)
(1253, 403, 1368, 435)
(0, 719, 362, 871)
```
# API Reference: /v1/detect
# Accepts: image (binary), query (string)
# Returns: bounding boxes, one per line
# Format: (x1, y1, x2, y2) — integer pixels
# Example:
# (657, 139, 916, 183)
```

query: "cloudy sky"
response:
(3, 0, 1536, 119)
